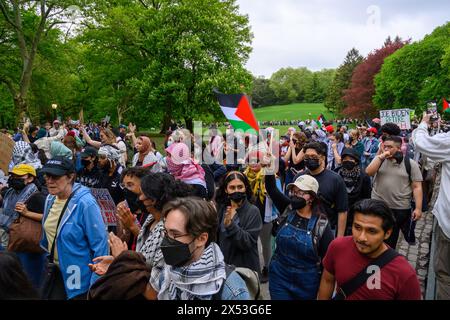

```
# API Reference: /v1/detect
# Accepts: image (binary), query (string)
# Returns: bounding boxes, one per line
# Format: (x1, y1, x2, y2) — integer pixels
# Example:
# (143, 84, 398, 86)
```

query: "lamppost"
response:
(52, 103, 57, 120)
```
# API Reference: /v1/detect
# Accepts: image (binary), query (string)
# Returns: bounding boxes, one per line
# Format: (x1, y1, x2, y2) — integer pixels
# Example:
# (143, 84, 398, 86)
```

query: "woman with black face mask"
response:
(268, 175, 334, 300)
(0, 164, 47, 290)
(215, 171, 262, 274)
(336, 148, 372, 235)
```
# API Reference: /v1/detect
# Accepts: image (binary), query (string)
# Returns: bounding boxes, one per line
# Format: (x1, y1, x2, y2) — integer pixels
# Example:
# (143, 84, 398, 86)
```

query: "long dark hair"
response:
(140, 172, 194, 211)
(215, 171, 253, 205)
(0, 252, 39, 300)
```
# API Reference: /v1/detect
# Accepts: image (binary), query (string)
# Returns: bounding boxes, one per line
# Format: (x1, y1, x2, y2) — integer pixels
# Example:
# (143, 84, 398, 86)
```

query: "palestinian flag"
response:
(443, 98, 450, 114)
(214, 89, 259, 132)
(318, 114, 326, 125)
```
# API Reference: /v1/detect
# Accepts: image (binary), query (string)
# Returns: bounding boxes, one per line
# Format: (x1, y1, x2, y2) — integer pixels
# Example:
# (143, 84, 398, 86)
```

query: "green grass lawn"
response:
(253, 103, 334, 122)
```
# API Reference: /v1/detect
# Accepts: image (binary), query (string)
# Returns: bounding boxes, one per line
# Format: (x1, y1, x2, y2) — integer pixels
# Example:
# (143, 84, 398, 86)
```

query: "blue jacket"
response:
(40, 183, 108, 299)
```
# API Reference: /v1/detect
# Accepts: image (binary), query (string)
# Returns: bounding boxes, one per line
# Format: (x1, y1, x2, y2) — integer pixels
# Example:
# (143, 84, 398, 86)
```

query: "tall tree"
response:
(374, 22, 450, 112)
(0, 0, 88, 120)
(342, 37, 408, 117)
(137, 0, 253, 132)
(324, 48, 363, 115)
(251, 76, 276, 108)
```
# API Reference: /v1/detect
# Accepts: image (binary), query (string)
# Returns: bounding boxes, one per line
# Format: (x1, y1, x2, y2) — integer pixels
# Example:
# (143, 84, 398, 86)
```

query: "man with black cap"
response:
(76, 146, 100, 188)
(335, 148, 372, 235)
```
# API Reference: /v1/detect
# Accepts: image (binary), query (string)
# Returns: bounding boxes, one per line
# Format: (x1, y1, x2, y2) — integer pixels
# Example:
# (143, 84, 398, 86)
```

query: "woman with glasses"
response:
(40, 156, 108, 300)
(266, 174, 334, 300)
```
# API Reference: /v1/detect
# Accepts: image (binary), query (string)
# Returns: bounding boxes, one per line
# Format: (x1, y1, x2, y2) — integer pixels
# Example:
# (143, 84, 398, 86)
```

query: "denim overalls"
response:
(269, 212, 321, 300)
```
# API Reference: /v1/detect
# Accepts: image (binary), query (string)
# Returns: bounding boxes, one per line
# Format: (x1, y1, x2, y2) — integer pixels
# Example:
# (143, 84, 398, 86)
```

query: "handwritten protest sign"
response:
(0, 133, 15, 175)
(379, 109, 411, 130)
(90, 188, 118, 227)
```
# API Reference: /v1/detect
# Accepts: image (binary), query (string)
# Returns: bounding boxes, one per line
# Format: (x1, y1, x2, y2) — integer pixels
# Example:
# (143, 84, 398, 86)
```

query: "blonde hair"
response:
(100, 128, 117, 145)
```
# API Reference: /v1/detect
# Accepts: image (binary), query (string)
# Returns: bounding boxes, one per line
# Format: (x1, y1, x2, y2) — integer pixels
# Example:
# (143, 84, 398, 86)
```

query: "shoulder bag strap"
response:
(338, 248, 399, 299)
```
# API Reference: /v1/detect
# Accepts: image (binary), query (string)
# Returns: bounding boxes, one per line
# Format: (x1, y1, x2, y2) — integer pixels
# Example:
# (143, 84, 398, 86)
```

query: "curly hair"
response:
(140, 172, 195, 211)
(380, 122, 401, 136)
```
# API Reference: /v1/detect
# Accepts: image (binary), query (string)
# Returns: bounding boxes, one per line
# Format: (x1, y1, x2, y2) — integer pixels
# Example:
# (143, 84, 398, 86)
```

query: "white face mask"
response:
(167, 140, 173, 147)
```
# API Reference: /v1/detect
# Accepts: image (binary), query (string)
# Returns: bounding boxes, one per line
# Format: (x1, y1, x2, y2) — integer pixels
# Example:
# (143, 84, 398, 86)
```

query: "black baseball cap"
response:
(341, 148, 361, 163)
(80, 146, 98, 158)
(41, 156, 75, 176)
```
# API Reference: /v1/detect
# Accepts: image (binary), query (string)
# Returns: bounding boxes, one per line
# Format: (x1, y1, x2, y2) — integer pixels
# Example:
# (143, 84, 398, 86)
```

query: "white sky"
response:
(236, 0, 450, 77)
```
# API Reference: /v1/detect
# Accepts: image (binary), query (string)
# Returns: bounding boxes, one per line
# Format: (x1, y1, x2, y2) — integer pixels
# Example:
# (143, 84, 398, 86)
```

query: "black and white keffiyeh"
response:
(155, 242, 226, 300)
(339, 165, 361, 193)
(12, 141, 42, 169)
(136, 215, 165, 267)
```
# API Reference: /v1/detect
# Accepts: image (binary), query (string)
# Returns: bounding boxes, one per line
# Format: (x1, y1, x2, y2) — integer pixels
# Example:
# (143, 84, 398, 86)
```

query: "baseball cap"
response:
(341, 148, 361, 163)
(80, 146, 98, 158)
(10, 164, 36, 177)
(53, 120, 60, 124)
(119, 124, 127, 129)
(41, 156, 75, 176)
(367, 127, 378, 134)
(287, 175, 319, 194)
(325, 125, 335, 133)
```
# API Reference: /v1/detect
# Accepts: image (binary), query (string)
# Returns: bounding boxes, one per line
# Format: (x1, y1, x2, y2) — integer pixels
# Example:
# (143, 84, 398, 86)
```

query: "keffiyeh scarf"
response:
(156, 243, 226, 300)
(136, 215, 165, 267)
(12, 141, 42, 169)
(244, 167, 266, 205)
(339, 165, 361, 193)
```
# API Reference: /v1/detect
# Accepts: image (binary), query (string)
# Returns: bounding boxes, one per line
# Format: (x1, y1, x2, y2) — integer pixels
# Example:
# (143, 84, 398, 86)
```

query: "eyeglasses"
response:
(44, 174, 64, 181)
(289, 189, 309, 197)
(162, 228, 191, 240)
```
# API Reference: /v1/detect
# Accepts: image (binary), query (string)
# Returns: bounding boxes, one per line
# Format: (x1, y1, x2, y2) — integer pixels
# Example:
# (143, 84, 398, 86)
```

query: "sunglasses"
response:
(43, 173, 64, 181)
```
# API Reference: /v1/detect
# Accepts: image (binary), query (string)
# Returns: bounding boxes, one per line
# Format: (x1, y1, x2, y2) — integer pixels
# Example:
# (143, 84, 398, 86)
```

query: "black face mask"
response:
(228, 192, 247, 203)
(81, 159, 93, 169)
(393, 151, 404, 164)
(290, 195, 307, 210)
(305, 159, 321, 171)
(160, 236, 193, 267)
(124, 189, 142, 213)
(342, 161, 357, 170)
(9, 178, 26, 191)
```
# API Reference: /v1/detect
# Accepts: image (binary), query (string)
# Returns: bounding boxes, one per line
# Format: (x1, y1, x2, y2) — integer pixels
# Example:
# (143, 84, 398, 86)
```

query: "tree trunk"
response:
(185, 117, 193, 132)
(160, 113, 171, 134)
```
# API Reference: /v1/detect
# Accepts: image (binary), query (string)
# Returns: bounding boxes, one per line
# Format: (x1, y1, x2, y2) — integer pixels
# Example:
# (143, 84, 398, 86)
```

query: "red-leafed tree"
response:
(342, 36, 409, 117)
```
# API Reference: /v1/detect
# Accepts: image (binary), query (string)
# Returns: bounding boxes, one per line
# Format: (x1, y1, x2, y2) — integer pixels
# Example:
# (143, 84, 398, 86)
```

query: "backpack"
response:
(213, 264, 262, 300)
(271, 205, 329, 261)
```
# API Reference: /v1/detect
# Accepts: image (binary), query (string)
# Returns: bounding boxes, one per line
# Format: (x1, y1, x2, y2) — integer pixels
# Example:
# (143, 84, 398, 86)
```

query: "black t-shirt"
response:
(294, 169, 349, 228)
(98, 167, 125, 205)
(76, 167, 101, 189)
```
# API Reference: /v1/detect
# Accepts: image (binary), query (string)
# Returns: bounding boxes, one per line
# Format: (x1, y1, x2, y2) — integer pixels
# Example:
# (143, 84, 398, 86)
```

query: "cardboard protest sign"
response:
(90, 188, 118, 227)
(379, 109, 411, 130)
(0, 133, 15, 175)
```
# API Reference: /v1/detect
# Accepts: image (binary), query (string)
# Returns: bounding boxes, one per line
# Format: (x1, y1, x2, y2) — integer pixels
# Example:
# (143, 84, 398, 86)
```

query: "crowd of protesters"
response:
(0, 113, 449, 301)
